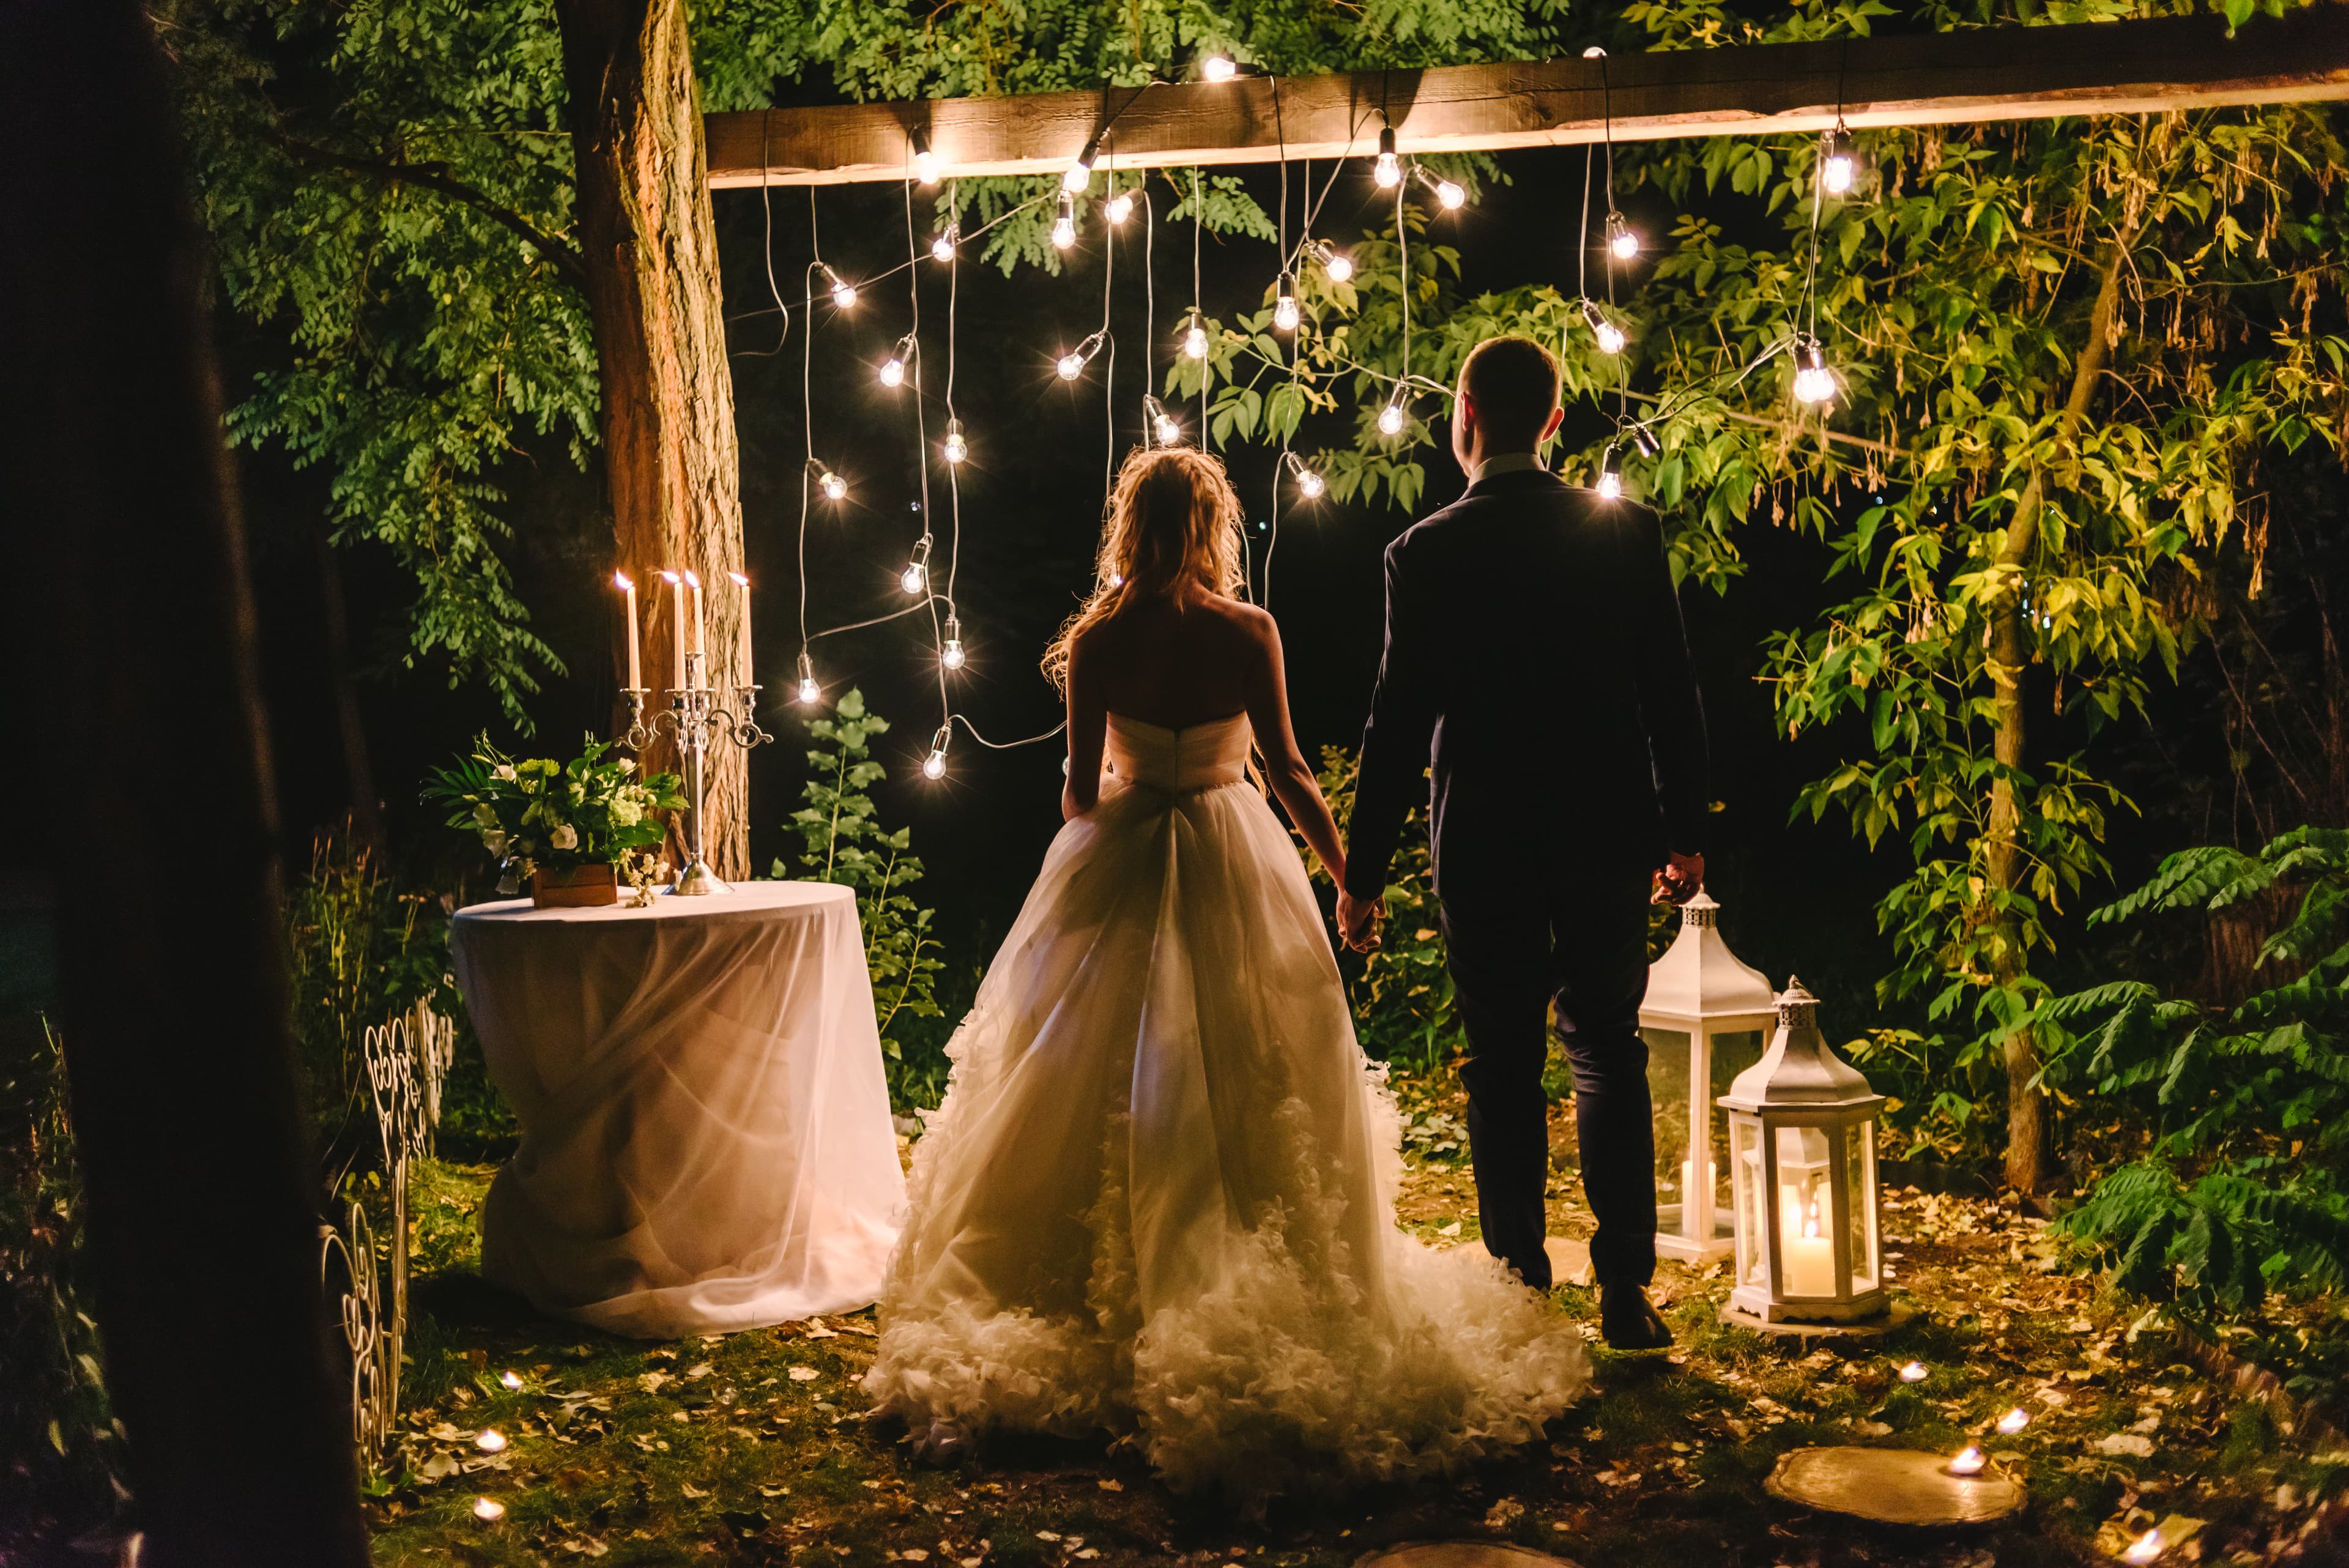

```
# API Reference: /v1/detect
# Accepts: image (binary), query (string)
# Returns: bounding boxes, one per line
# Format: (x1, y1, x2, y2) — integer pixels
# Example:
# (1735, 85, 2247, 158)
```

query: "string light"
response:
(1373, 124, 1401, 189)
(1057, 329, 1107, 381)
(1376, 389, 1408, 437)
(1282, 450, 1324, 498)
(1272, 273, 1299, 332)
(1605, 211, 1639, 261)
(1200, 53, 1238, 82)
(900, 535, 932, 595)
(941, 614, 966, 670)
(1063, 138, 1100, 193)
(1582, 297, 1627, 355)
(1105, 189, 1134, 225)
(942, 418, 968, 464)
(806, 458, 847, 500)
(1820, 122, 1857, 196)
(820, 263, 858, 309)
(1143, 395, 1181, 447)
(1182, 310, 1209, 360)
(795, 652, 819, 705)
(922, 723, 952, 780)
(1307, 238, 1354, 283)
(880, 332, 915, 387)
(1792, 336, 1838, 405)
(912, 131, 940, 187)
(1595, 447, 1625, 500)
(1052, 192, 1077, 250)
(1414, 165, 1466, 210)
(929, 223, 957, 262)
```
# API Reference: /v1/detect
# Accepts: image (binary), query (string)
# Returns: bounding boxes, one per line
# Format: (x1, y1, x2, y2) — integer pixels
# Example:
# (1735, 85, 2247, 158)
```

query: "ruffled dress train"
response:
(863, 713, 1588, 1500)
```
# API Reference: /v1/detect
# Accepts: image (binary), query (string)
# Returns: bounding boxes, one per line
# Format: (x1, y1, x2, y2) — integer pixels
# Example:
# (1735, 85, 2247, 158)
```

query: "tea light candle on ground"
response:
(1899, 1361, 1928, 1383)
(2123, 1528, 2167, 1564)
(499, 1370, 523, 1391)
(1946, 1446, 1986, 1476)
(472, 1497, 506, 1522)
(474, 1429, 508, 1453)
(1995, 1406, 2030, 1434)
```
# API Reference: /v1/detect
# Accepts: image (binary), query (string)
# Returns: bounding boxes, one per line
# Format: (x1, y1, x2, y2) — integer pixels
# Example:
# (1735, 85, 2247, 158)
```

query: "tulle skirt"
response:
(862, 774, 1589, 1501)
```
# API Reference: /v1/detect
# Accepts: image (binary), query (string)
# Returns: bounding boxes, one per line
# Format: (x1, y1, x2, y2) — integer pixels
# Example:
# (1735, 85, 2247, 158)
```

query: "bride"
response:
(864, 447, 1589, 1499)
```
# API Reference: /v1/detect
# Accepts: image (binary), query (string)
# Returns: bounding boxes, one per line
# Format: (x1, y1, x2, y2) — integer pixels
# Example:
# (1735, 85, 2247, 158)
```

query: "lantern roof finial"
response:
(1718, 979, 1882, 1112)
(1642, 886, 1776, 1024)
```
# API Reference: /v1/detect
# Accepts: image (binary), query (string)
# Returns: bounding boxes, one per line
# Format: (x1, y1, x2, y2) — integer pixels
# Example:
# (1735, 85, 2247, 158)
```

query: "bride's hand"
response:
(1336, 888, 1384, 953)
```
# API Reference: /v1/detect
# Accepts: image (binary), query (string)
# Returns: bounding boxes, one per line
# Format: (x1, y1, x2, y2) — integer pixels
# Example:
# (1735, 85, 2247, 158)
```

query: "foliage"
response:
(2046, 827, 2349, 1314)
(774, 689, 946, 1105)
(426, 737, 683, 887)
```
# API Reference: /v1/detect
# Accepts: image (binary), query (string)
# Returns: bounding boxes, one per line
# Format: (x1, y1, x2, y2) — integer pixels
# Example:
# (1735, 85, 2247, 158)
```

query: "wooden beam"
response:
(707, 6, 2349, 187)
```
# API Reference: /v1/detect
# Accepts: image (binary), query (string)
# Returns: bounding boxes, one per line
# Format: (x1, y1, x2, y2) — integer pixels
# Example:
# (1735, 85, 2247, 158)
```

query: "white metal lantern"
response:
(1641, 890, 1776, 1263)
(1719, 978, 1887, 1323)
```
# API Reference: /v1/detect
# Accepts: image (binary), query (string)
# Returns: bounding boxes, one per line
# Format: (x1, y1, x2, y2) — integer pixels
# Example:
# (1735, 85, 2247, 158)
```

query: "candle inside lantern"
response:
(729, 571, 752, 687)
(472, 1496, 506, 1522)
(1899, 1361, 1928, 1383)
(662, 571, 685, 691)
(615, 573, 640, 691)
(684, 570, 706, 688)
(499, 1369, 523, 1391)
(1946, 1446, 1986, 1476)
(1995, 1406, 2030, 1435)
(1778, 1181, 1835, 1296)
(2122, 1528, 2166, 1564)
(475, 1428, 508, 1453)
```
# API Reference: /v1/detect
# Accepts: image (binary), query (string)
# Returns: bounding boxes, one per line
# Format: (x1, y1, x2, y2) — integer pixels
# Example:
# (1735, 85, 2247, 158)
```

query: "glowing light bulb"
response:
(1105, 190, 1133, 225)
(1947, 1446, 1986, 1477)
(942, 418, 968, 464)
(902, 562, 926, 595)
(1820, 125, 1857, 196)
(1792, 340, 1837, 406)
(1595, 456, 1624, 501)
(2123, 1528, 2168, 1565)
(820, 265, 856, 309)
(499, 1370, 522, 1391)
(1057, 351, 1084, 379)
(1143, 396, 1181, 447)
(1996, 1406, 2031, 1435)
(922, 724, 951, 780)
(475, 1429, 508, 1454)
(1415, 166, 1464, 209)
(1899, 1361, 1928, 1383)
(1606, 212, 1639, 261)
(1377, 396, 1406, 437)
(1182, 313, 1209, 360)
(820, 470, 845, 500)
(1373, 125, 1401, 188)
(1273, 274, 1299, 332)
(1063, 153, 1094, 193)
(1057, 331, 1104, 382)
(879, 357, 905, 387)
(795, 653, 818, 705)
(1310, 240, 1354, 283)
(1052, 193, 1076, 250)
(941, 616, 966, 671)
(472, 1497, 506, 1523)
(1283, 451, 1324, 498)
(1584, 299, 1627, 355)
(914, 147, 940, 186)
(930, 225, 957, 262)
(1201, 54, 1237, 82)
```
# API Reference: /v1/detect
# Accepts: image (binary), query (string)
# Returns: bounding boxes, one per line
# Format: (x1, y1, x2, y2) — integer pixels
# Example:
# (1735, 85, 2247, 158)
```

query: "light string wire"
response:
(1193, 165, 1208, 444)
(905, 165, 951, 735)
(738, 113, 792, 357)
(727, 188, 1050, 331)
(796, 188, 820, 659)
(1263, 81, 1291, 608)
(1103, 138, 1118, 494)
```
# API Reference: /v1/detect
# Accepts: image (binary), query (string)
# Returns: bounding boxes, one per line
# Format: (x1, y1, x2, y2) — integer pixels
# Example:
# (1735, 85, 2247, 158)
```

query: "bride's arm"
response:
(1242, 609, 1346, 885)
(1061, 634, 1108, 820)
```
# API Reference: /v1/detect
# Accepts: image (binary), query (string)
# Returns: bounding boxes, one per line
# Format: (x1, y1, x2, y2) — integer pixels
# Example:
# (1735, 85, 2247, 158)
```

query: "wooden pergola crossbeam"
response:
(706, 7, 2349, 188)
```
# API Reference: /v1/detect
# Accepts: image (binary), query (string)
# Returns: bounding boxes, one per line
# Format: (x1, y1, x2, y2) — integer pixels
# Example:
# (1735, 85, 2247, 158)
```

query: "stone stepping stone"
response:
(1764, 1446, 2025, 1526)
(1357, 1547, 1584, 1568)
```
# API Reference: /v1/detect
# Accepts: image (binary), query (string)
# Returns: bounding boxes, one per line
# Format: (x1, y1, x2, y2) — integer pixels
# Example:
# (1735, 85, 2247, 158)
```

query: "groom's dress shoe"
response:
(1599, 1285, 1674, 1350)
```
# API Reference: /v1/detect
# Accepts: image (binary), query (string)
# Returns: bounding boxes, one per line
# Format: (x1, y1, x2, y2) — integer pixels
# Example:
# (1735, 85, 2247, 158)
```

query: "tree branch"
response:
(270, 132, 588, 286)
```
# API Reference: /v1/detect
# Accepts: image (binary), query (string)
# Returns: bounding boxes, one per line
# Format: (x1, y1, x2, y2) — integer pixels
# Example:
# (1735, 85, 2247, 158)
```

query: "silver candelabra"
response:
(623, 651, 771, 896)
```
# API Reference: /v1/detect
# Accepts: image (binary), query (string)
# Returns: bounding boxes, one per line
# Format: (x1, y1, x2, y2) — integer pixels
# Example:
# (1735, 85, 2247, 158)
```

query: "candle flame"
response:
(614, 571, 633, 590)
(1947, 1446, 1985, 1476)
(1996, 1406, 2030, 1434)
(659, 570, 681, 584)
(474, 1428, 508, 1453)
(472, 1496, 506, 1522)
(683, 570, 702, 588)
(499, 1370, 522, 1391)
(728, 571, 749, 587)
(2122, 1528, 2167, 1564)
(1899, 1361, 1928, 1382)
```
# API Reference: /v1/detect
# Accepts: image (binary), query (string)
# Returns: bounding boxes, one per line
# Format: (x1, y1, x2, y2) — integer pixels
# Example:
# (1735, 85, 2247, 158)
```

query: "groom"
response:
(1337, 335, 1709, 1351)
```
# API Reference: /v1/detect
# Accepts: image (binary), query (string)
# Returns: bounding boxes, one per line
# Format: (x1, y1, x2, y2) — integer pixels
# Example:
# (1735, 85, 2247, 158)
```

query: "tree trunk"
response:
(2, 2, 371, 1561)
(556, 0, 751, 880)
(1984, 218, 2134, 1197)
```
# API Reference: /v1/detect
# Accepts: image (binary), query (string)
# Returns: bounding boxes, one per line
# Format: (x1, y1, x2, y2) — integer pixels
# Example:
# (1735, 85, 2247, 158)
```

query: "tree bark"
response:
(556, 0, 751, 880)
(2, 2, 370, 1562)
(1984, 218, 2135, 1197)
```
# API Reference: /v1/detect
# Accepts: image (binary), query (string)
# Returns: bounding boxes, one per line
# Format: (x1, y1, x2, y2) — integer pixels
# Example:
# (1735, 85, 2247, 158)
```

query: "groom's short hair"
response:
(1458, 336, 1560, 448)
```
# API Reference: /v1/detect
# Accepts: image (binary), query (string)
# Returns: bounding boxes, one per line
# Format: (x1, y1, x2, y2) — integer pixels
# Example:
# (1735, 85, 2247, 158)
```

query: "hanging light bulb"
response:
(942, 418, 968, 464)
(818, 264, 857, 309)
(1052, 191, 1077, 250)
(1820, 123, 1857, 196)
(1063, 139, 1099, 193)
(913, 137, 941, 187)
(1605, 212, 1639, 261)
(1272, 273, 1299, 333)
(1282, 450, 1324, 499)
(922, 723, 951, 781)
(795, 652, 820, 705)
(900, 536, 933, 596)
(1200, 53, 1238, 82)
(880, 332, 915, 388)
(1307, 238, 1354, 283)
(1373, 124, 1401, 189)
(1377, 390, 1408, 437)
(1792, 337, 1838, 406)
(930, 223, 958, 263)
(1105, 188, 1134, 225)
(806, 458, 846, 501)
(1595, 448, 1625, 500)
(941, 614, 966, 670)
(1414, 165, 1466, 210)
(1182, 310, 1210, 360)
(1582, 298, 1627, 355)
(1056, 329, 1107, 381)
(1143, 395, 1181, 447)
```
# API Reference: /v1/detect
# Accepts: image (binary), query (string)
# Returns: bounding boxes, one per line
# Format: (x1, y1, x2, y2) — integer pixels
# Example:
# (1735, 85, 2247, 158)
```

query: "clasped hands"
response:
(1334, 850, 1705, 954)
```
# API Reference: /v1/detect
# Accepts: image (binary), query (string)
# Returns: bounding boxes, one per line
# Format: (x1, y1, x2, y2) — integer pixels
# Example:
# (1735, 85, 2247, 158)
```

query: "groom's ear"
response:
(1541, 404, 1565, 444)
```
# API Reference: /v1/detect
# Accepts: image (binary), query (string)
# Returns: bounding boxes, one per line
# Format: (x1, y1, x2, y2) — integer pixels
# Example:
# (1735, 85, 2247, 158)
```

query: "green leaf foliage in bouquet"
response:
(426, 735, 683, 892)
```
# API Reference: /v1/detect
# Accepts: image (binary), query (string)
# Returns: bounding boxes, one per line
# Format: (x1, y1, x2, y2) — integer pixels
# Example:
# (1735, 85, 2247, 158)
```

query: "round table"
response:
(450, 882, 907, 1339)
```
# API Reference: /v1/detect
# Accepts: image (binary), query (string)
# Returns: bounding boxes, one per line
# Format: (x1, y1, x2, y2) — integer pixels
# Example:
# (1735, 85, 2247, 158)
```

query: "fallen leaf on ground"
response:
(789, 1367, 820, 1382)
(2095, 1433, 2154, 1457)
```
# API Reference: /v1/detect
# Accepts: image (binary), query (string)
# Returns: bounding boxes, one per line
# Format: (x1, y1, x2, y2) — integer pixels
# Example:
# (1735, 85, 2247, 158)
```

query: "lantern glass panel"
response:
(1774, 1125, 1835, 1297)
(1846, 1118, 1880, 1293)
(1732, 1116, 1765, 1288)
(1705, 1030, 1764, 1218)
(1639, 1027, 1696, 1211)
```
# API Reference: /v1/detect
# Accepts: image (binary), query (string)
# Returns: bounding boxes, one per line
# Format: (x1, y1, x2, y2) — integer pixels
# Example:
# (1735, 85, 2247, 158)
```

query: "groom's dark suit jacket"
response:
(1344, 465, 1710, 902)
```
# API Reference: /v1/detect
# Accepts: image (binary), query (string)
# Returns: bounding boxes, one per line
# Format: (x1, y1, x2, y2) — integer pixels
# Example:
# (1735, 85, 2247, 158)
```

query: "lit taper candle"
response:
(615, 572, 640, 690)
(728, 571, 752, 686)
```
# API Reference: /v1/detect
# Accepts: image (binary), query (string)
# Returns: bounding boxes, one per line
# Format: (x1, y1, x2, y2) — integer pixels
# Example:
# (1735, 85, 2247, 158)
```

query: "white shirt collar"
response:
(1470, 451, 1548, 484)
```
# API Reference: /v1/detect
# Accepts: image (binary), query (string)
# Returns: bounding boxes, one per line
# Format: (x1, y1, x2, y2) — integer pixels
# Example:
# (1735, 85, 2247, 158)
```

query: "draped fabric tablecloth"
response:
(449, 882, 906, 1338)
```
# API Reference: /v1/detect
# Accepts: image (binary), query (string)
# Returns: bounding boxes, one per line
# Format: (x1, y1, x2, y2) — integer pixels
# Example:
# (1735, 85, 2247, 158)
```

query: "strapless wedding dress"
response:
(863, 713, 1587, 1499)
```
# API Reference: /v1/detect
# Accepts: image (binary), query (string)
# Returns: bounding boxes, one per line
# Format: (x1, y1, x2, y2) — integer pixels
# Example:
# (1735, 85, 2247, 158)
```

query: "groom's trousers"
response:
(1438, 856, 1657, 1293)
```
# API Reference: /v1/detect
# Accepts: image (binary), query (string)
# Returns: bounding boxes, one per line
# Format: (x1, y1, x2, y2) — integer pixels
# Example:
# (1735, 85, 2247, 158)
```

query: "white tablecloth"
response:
(449, 882, 906, 1338)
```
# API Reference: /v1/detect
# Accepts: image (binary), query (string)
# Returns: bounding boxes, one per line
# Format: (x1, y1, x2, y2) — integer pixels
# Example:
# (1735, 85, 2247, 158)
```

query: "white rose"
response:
(551, 824, 579, 850)
(494, 764, 518, 782)
(482, 830, 509, 855)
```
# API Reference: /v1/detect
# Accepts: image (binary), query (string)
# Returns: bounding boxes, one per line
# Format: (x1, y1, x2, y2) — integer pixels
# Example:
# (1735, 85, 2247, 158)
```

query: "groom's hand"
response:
(1652, 850, 1705, 906)
(1337, 888, 1384, 952)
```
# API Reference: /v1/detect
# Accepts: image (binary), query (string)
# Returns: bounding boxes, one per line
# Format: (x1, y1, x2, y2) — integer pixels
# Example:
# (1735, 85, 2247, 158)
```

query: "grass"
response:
(353, 1066, 2349, 1567)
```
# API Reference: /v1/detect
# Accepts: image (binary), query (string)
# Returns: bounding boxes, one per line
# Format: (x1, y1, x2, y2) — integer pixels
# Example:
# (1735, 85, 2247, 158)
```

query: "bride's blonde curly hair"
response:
(1042, 445, 1247, 691)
